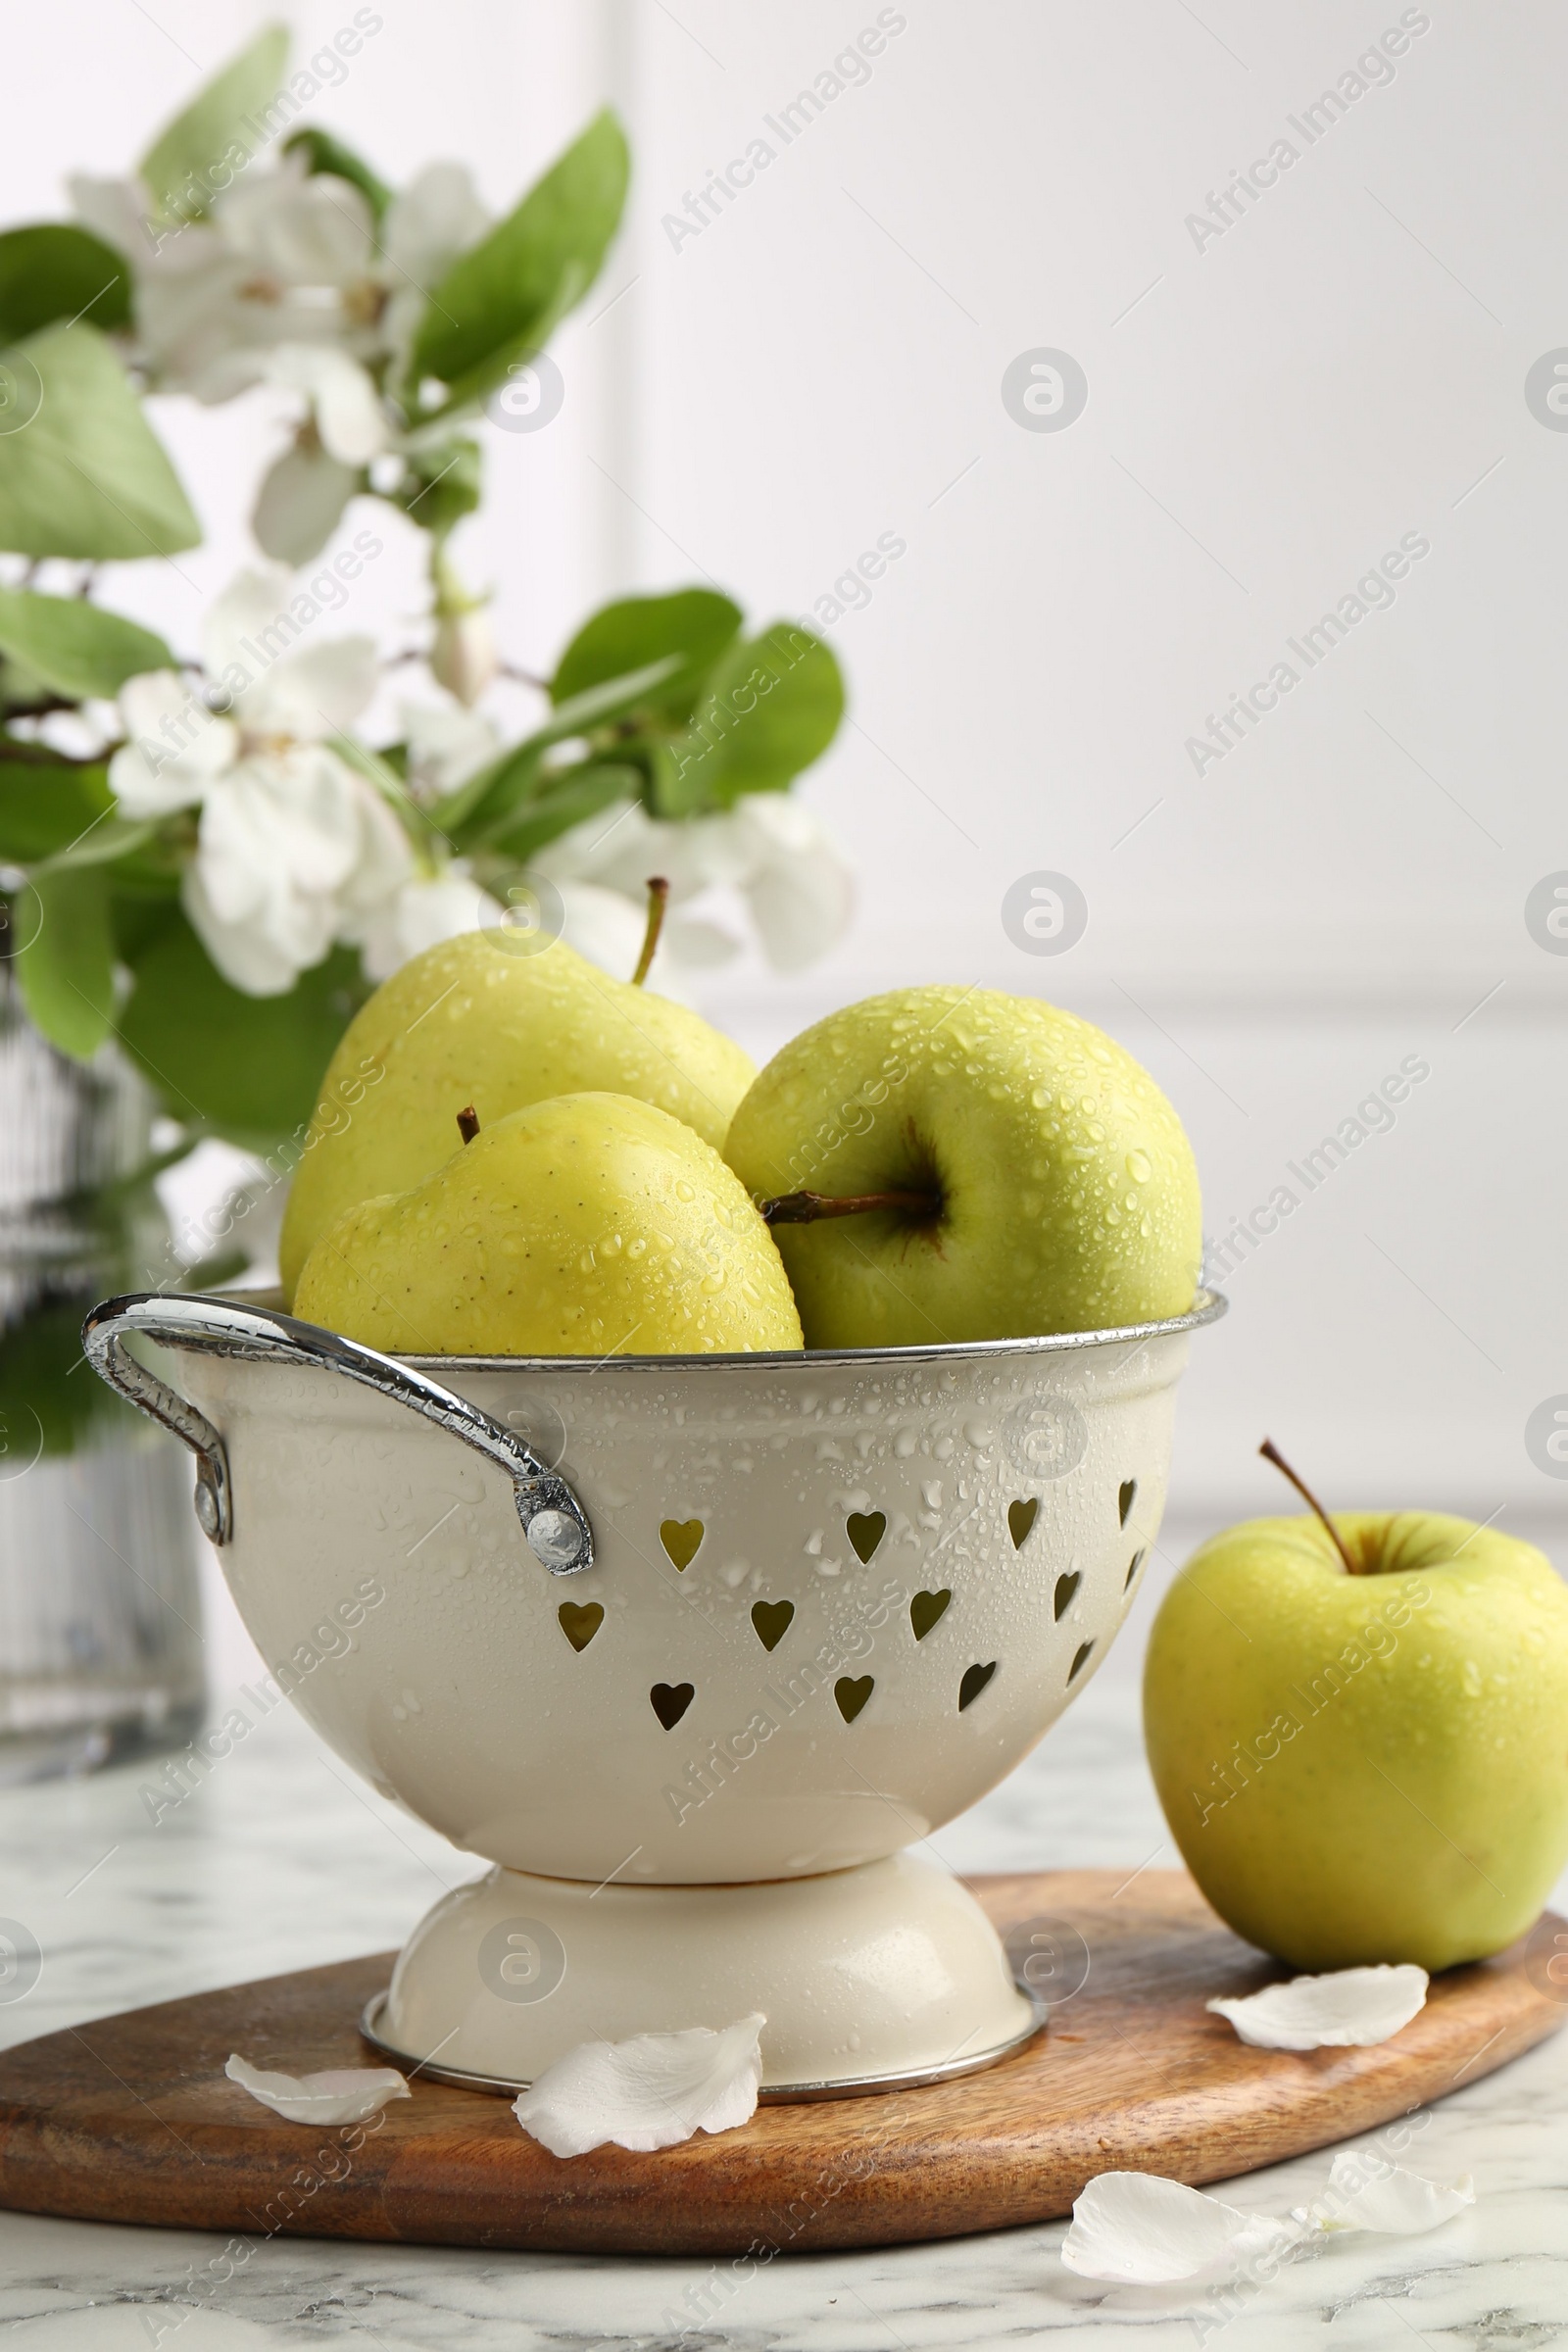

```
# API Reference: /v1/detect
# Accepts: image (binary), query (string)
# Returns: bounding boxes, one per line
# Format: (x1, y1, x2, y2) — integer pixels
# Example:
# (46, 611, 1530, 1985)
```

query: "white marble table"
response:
(3, 1534, 1566, 2352)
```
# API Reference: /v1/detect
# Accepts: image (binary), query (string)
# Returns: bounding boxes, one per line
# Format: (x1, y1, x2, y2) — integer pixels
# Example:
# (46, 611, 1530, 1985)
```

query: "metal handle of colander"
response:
(80, 1293, 595, 1576)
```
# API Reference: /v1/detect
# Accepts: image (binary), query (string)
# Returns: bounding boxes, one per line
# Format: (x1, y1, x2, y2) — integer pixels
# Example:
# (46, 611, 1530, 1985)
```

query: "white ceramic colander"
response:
(86, 1289, 1223, 2096)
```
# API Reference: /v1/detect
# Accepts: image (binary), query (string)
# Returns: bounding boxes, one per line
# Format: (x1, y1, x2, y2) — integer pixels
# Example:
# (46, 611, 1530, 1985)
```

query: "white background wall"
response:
(8, 0, 1568, 1565)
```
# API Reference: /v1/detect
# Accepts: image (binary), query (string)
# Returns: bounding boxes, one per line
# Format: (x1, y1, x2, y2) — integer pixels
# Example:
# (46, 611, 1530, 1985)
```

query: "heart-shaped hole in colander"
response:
(909, 1588, 951, 1641)
(557, 1601, 603, 1653)
(835, 1674, 874, 1723)
(660, 1519, 704, 1571)
(751, 1599, 794, 1652)
(846, 1510, 886, 1564)
(651, 1681, 695, 1730)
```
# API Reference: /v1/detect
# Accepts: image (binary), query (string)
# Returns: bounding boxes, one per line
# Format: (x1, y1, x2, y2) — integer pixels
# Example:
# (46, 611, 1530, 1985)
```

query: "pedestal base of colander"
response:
(362, 1849, 1040, 2099)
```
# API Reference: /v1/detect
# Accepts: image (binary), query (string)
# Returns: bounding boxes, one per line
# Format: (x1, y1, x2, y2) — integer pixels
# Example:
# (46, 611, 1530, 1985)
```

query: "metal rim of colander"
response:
(357, 1986, 1049, 2103)
(390, 1287, 1227, 1376)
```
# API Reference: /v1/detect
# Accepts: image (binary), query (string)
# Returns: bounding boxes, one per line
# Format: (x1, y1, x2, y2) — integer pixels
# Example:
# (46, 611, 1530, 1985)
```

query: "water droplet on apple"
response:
(1127, 1150, 1152, 1184)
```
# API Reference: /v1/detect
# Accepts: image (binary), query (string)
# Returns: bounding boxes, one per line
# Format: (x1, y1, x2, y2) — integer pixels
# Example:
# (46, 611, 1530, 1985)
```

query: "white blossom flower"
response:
(535, 793, 853, 978)
(108, 564, 413, 996)
(349, 867, 505, 984)
(73, 155, 491, 559)
(401, 701, 500, 801)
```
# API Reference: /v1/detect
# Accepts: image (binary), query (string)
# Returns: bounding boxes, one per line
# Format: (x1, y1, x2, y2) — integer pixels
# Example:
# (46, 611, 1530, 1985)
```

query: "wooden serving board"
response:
(0, 1872, 1559, 2256)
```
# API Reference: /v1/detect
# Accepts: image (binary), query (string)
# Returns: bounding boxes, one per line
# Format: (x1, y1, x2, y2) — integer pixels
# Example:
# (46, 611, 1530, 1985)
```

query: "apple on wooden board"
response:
(723, 984, 1201, 1349)
(279, 887, 754, 1301)
(294, 1092, 803, 1358)
(1144, 1445, 1568, 1971)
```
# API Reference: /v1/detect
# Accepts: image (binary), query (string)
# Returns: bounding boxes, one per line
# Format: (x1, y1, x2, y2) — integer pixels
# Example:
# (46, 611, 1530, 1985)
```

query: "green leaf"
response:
(0, 323, 201, 559)
(0, 587, 172, 700)
(411, 109, 628, 415)
(662, 624, 846, 814)
(108, 887, 182, 964)
(282, 126, 391, 218)
(482, 762, 640, 863)
(139, 24, 291, 226)
(552, 589, 743, 722)
(13, 863, 116, 1059)
(36, 815, 158, 873)
(0, 225, 130, 344)
(438, 655, 681, 842)
(120, 913, 368, 1146)
(0, 755, 114, 862)
(388, 435, 481, 539)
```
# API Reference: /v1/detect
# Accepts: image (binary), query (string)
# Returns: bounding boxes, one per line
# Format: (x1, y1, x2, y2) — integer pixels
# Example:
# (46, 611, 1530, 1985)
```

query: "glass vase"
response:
(0, 970, 205, 1783)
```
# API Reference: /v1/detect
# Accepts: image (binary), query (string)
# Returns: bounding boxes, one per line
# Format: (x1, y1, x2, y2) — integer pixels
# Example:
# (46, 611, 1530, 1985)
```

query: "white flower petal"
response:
(225, 2052, 409, 2126)
(271, 345, 390, 464)
(383, 162, 490, 288)
(202, 569, 377, 737)
(552, 879, 703, 1003)
(253, 443, 361, 567)
(514, 2013, 764, 2158)
(110, 672, 237, 816)
(334, 776, 416, 919)
(663, 911, 742, 968)
(379, 163, 490, 372)
(1307, 2153, 1474, 2236)
(69, 174, 157, 266)
(352, 870, 505, 983)
(401, 701, 501, 798)
(301, 350, 391, 465)
(138, 251, 314, 390)
(183, 864, 311, 995)
(1061, 2172, 1300, 2286)
(247, 634, 380, 741)
(534, 797, 850, 972)
(218, 161, 373, 289)
(202, 564, 299, 682)
(186, 747, 366, 993)
(536, 802, 714, 899)
(203, 345, 390, 465)
(736, 799, 854, 971)
(1207, 1966, 1428, 2051)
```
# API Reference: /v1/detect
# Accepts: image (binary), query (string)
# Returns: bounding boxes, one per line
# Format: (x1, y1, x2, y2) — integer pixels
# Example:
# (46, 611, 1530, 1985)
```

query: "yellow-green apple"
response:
(293, 1091, 803, 1357)
(722, 984, 1200, 1348)
(1144, 1497, 1568, 1970)
(279, 930, 754, 1298)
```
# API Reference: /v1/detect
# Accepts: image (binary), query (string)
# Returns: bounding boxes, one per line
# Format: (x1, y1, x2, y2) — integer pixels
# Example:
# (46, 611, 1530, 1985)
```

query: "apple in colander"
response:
(723, 984, 1201, 1348)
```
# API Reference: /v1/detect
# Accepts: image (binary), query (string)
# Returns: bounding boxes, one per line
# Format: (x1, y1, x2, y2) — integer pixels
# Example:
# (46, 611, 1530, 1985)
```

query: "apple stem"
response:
(457, 1104, 480, 1145)
(1258, 1437, 1362, 1574)
(760, 1188, 943, 1226)
(631, 876, 670, 987)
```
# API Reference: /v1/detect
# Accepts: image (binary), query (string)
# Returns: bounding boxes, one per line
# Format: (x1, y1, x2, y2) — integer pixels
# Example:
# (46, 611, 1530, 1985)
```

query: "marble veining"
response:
(2, 1656, 1565, 2350)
